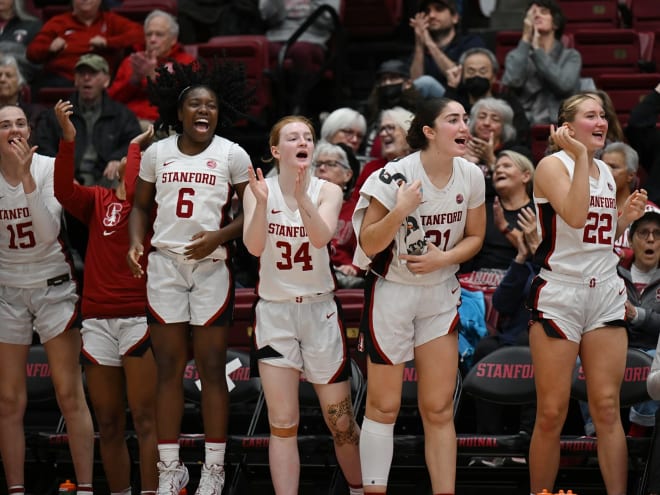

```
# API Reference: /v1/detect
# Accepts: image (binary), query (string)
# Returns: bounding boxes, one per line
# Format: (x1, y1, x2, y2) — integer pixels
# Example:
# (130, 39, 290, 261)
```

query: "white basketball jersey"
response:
(140, 134, 250, 260)
(256, 176, 335, 301)
(534, 150, 619, 278)
(0, 153, 71, 288)
(353, 152, 486, 285)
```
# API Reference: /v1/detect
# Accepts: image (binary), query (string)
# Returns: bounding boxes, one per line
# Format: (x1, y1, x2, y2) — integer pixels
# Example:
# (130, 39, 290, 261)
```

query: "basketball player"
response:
(242, 116, 364, 495)
(0, 104, 94, 495)
(53, 99, 158, 495)
(527, 93, 647, 495)
(127, 59, 251, 495)
(353, 97, 486, 494)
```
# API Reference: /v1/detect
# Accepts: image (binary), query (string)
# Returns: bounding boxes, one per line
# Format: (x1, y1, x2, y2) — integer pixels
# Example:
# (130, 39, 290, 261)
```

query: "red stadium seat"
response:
(194, 35, 273, 127)
(572, 28, 642, 77)
(630, 0, 660, 31)
(111, 0, 177, 24)
(343, 0, 403, 39)
(530, 124, 551, 165)
(557, 0, 620, 30)
(594, 72, 660, 125)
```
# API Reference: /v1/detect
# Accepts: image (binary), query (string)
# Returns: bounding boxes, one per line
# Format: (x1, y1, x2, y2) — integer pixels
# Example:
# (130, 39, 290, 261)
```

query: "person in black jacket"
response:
(34, 54, 141, 188)
(625, 82, 660, 207)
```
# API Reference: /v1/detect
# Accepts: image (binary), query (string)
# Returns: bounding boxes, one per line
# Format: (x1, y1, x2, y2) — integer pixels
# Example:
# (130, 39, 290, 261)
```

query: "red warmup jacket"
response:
(27, 11, 143, 82)
(53, 140, 150, 319)
(108, 43, 196, 121)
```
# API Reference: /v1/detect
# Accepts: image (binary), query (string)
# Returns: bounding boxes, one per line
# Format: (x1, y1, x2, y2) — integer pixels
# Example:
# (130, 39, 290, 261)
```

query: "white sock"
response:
(349, 485, 364, 495)
(158, 442, 180, 464)
(359, 417, 394, 488)
(8, 485, 24, 495)
(205, 440, 226, 466)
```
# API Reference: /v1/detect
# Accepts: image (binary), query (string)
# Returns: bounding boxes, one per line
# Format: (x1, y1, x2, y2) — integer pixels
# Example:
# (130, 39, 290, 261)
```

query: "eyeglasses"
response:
(313, 160, 348, 169)
(634, 228, 660, 239)
(338, 128, 364, 140)
(378, 124, 397, 135)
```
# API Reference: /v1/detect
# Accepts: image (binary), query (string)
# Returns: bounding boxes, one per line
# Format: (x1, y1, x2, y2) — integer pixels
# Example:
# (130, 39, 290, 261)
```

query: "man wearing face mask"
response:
(408, 0, 485, 90)
(445, 47, 531, 148)
(362, 59, 442, 158)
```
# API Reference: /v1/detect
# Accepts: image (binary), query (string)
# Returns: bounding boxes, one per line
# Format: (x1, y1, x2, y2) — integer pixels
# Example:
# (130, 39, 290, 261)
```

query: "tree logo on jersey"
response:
(103, 202, 123, 227)
(607, 182, 614, 192)
(656, 287, 660, 303)
(207, 160, 218, 169)
(456, 193, 464, 205)
(378, 169, 407, 186)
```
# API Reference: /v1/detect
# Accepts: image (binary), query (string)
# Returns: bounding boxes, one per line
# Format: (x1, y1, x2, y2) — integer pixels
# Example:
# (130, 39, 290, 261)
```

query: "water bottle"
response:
(58, 480, 76, 495)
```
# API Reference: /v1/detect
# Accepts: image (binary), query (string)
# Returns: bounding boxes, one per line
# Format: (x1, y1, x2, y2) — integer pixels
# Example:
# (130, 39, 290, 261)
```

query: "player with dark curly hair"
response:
(127, 59, 252, 495)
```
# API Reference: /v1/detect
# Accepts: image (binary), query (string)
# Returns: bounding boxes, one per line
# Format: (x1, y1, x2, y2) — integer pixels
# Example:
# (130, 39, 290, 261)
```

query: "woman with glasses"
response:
(313, 141, 362, 288)
(526, 93, 647, 495)
(320, 107, 367, 155)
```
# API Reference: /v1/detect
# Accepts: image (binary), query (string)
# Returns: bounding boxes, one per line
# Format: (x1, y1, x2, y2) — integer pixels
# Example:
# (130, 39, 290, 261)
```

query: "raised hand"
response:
(247, 165, 268, 205)
(550, 124, 586, 161)
(621, 188, 648, 224)
(130, 125, 154, 150)
(54, 100, 75, 142)
(294, 163, 310, 205)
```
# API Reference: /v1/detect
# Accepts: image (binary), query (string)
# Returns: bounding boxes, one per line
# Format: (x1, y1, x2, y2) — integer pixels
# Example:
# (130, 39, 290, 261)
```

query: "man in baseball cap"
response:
(74, 53, 110, 74)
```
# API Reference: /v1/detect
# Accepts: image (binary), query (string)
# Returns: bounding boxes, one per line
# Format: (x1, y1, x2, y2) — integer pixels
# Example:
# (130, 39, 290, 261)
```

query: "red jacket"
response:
(27, 10, 143, 82)
(108, 43, 196, 121)
(53, 140, 150, 319)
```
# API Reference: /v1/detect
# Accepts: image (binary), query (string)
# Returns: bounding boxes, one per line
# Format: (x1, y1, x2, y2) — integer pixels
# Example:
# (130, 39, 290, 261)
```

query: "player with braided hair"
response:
(128, 59, 252, 495)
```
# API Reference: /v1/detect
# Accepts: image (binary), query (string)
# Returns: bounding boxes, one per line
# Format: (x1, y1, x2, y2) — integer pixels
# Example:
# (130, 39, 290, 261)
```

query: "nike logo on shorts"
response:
(103, 230, 116, 237)
(451, 286, 459, 294)
(271, 209, 282, 214)
(326, 312, 335, 319)
(618, 287, 625, 295)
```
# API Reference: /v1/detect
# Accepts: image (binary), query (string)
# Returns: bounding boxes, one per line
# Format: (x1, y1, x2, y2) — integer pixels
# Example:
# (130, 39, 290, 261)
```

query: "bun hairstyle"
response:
(406, 97, 454, 151)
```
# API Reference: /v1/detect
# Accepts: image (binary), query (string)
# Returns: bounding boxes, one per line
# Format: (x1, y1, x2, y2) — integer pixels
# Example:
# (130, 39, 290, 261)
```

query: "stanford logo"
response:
(207, 160, 217, 169)
(456, 193, 464, 204)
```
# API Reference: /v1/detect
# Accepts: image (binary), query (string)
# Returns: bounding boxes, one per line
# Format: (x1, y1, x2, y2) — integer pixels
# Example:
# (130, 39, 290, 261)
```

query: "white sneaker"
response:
(195, 464, 225, 495)
(157, 461, 189, 495)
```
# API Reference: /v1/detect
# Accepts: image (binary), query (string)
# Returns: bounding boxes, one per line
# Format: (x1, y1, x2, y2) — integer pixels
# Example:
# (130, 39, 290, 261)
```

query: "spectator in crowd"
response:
(625, 82, 660, 207)
(26, 0, 143, 88)
(35, 54, 141, 187)
(259, 0, 341, 114)
(127, 59, 252, 494)
(463, 97, 532, 174)
(444, 47, 530, 147)
(312, 141, 363, 288)
(0, 103, 95, 495)
(108, 9, 196, 130)
(526, 93, 647, 495)
(320, 107, 367, 156)
(501, 0, 581, 125)
(53, 104, 158, 495)
(243, 115, 364, 495)
(460, 150, 535, 286)
(600, 142, 659, 266)
(647, 340, 660, 494)
(353, 97, 486, 494)
(408, 0, 485, 92)
(0, 54, 45, 129)
(0, 0, 41, 83)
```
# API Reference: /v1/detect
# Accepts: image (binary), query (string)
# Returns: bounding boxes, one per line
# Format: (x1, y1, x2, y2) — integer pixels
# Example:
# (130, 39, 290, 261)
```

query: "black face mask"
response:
(462, 76, 491, 98)
(377, 83, 404, 109)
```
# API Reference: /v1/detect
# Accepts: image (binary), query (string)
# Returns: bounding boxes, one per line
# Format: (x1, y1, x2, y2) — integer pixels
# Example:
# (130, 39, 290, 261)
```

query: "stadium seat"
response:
(530, 124, 551, 165)
(192, 35, 273, 127)
(594, 72, 660, 125)
(343, 0, 403, 39)
(557, 0, 620, 30)
(630, 0, 660, 31)
(111, 0, 177, 23)
(572, 28, 642, 77)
